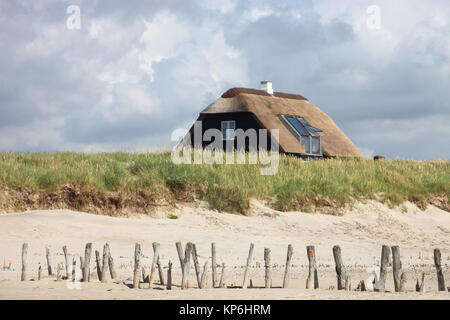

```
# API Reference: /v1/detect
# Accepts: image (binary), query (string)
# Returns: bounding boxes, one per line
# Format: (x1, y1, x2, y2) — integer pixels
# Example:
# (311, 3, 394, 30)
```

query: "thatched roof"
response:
(201, 88, 362, 157)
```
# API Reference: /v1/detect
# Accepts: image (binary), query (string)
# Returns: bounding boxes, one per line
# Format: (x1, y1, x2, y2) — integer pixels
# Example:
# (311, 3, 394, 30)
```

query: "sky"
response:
(0, 0, 449, 159)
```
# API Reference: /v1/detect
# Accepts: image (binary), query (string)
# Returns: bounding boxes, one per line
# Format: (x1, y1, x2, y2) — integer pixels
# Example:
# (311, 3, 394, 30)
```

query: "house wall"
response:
(188, 112, 277, 152)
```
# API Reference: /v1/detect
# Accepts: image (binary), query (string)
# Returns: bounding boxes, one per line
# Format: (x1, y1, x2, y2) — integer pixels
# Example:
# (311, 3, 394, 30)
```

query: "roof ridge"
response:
(221, 87, 308, 101)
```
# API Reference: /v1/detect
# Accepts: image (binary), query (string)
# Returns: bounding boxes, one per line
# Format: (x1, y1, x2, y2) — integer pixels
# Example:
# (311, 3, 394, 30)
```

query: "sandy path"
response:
(0, 200, 449, 299)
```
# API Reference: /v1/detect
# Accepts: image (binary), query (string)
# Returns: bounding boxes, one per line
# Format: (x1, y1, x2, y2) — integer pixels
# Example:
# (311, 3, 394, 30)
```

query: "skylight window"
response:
(280, 115, 322, 156)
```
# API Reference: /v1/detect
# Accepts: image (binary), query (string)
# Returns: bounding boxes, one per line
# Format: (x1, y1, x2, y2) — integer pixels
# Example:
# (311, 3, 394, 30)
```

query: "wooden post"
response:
(200, 260, 209, 289)
(264, 248, 272, 288)
(400, 273, 407, 293)
(21, 243, 28, 281)
(306, 245, 319, 289)
(95, 250, 102, 280)
(149, 242, 160, 288)
(38, 263, 42, 281)
(142, 267, 148, 284)
(344, 275, 350, 291)
(133, 243, 141, 289)
(63, 246, 69, 279)
(72, 257, 76, 282)
(157, 256, 165, 285)
(332, 245, 346, 290)
(242, 243, 254, 289)
(191, 243, 201, 288)
(56, 264, 62, 281)
(80, 256, 84, 271)
(416, 272, 425, 292)
(181, 243, 192, 289)
(101, 243, 110, 283)
(211, 242, 217, 288)
(375, 245, 390, 292)
(283, 244, 293, 288)
(167, 261, 172, 290)
(391, 246, 403, 292)
(434, 248, 446, 292)
(176, 242, 185, 270)
(46, 247, 53, 276)
(219, 263, 226, 288)
(108, 250, 117, 280)
(82, 243, 92, 282)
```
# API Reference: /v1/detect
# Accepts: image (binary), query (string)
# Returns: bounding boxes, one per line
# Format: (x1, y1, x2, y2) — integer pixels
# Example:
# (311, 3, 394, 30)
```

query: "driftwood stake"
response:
(191, 243, 201, 288)
(332, 245, 346, 290)
(142, 267, 148, 284)
(46, 247, 53, 276)
(400, 273, 407, 292)
(95, 250, 102, 280)
(211, 242, 217, 288)
(157, 256, 165, 285)
(38, 263, 42, 281)
(176, 242, 185, 270)
(132, 243, 141, 289)
(416, 272, 425, 292)
(181, 243, 193, 289)
(434, 248, 446, 292)
(167, 261, 172, 290)
(375, 245, 390, 292)
(264, 248, 272, 288)
(101, 243, 110, 283)
(391, 246, 402, 292)
(82, 243, 92, 282)
(63, 246, 69, 279)
(219, 263, 226, 288)
(108, 250, 117, 280)
(242, 243, 255, 289)
(149, 242, 160, 288)
(306, 245, 319, 289)
(21, 243, 28, 281)
(71, 257, 77, 282)
(200, 260, 209, 289)
(283, 244, 293, 288)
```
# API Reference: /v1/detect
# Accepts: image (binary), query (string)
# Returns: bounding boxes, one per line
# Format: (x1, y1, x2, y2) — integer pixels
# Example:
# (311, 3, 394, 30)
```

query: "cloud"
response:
(0, 0, 449, 159)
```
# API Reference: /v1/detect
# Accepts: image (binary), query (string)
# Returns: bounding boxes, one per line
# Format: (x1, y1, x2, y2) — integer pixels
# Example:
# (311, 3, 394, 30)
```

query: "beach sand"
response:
(0, 200, 449, 300)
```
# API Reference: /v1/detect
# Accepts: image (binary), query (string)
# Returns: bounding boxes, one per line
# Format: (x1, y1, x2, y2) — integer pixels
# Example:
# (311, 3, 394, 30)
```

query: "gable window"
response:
(221, 120, 236, 140)
(280, 115, 323, 156)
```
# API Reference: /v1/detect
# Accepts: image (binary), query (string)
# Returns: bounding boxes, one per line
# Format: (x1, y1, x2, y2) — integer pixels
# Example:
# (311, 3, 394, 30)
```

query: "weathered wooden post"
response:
(264, 248, 272, 288)
(191, 243, 201, 288)
(82, 243, 92, 282)
(242, 243, 255, 289)
(157, 256, 165, 285)
(95, 250, 102, 280)
(108, 250, 117, 280)
(38, 263, 42, 281)
(181, 242, 193, 289)
(391, 246, 403, 292)
(56, 264, 62, 281)
(375, 245, 390, 292)
(332, 245, 346, 290)
(132, 243, 141, 289)
(21, 243, 28, 281)
(167, 261, 172, 290)
(434, 248, 446, 292)
(400, 273, 407, 292)
(176, 242, 185, 270)
(63, 246, 69, 279)
(149, 242, 160, 288)
(101, 243, 110, 283)
(219, 263, 226, 288)
(416, 272, 425, 292)
(72, 257, 76, 282)
(46, 247, 53, 276)
(211, 242, 217, 288)
(200, 260, 209, 289)
(306, 245, 319, 289)
(142, 267, 148, 284)
(283, 244, 293, 288)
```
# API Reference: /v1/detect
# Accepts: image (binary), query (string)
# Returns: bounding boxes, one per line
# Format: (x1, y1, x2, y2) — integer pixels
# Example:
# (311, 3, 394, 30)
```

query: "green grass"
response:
(0, 152, 448, 215)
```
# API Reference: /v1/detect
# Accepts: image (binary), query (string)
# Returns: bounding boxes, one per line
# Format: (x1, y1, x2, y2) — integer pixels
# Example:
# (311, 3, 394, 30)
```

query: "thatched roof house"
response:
(185, 82, 361, 158)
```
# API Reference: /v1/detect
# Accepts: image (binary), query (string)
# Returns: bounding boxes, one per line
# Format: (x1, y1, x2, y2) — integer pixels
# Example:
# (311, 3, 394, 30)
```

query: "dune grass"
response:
(0, 152, 449, 215)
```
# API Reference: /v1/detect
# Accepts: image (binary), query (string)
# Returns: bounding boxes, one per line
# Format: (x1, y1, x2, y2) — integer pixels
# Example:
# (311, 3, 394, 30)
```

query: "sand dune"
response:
(0, 200, 449, 299)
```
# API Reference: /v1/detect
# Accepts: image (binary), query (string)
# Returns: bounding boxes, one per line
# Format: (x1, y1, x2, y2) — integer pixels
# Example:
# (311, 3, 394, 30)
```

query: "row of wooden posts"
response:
(20, 242, 448, 292)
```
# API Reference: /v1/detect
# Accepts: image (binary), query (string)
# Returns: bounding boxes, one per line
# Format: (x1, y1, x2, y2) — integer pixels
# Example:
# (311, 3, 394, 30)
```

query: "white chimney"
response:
(260, 81, 273, 95)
